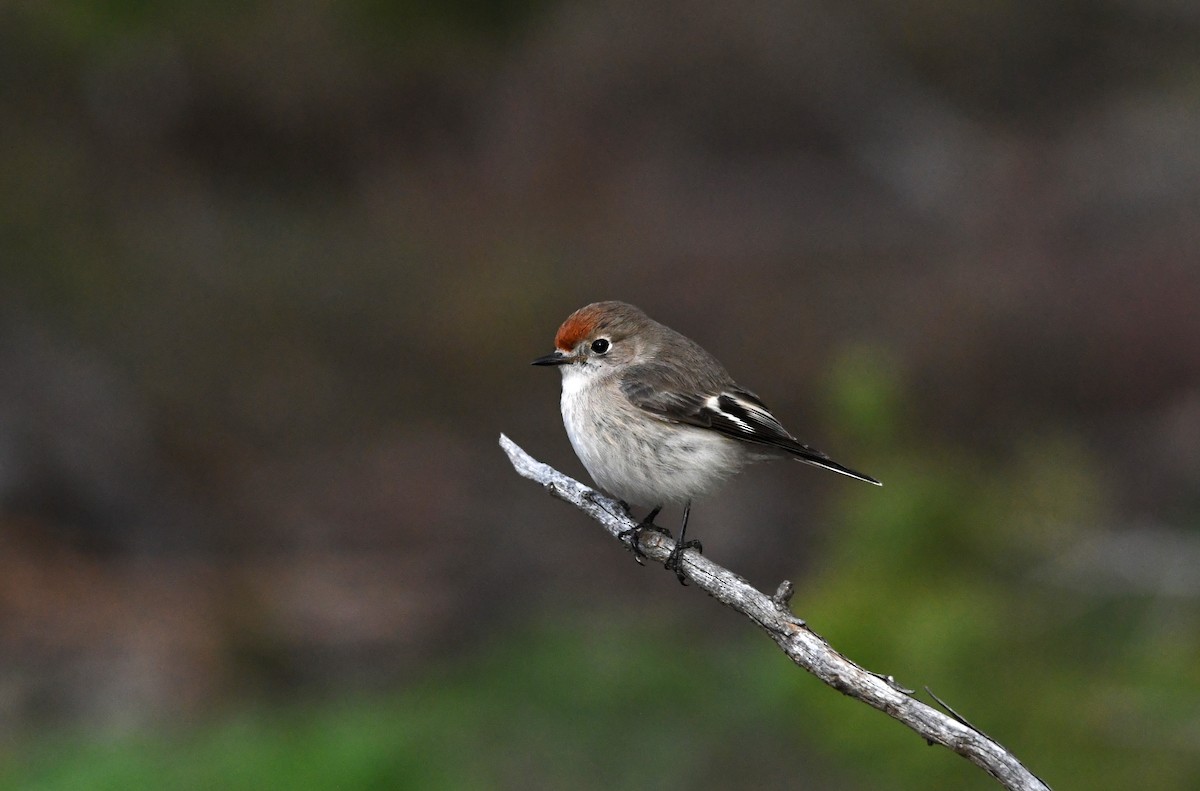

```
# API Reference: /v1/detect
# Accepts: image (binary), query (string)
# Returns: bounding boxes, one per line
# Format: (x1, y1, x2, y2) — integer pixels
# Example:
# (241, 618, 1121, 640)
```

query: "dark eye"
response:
(590, 338, 611, 354)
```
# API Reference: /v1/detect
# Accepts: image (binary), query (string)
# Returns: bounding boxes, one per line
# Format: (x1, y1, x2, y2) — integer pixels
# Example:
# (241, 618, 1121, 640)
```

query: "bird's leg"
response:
(617, 505, 671, 564)
(664, 501, 704, 584)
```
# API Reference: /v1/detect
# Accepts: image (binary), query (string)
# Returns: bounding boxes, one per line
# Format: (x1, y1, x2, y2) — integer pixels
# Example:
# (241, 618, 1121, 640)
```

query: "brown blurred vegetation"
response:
(1, 1, 1199, 788)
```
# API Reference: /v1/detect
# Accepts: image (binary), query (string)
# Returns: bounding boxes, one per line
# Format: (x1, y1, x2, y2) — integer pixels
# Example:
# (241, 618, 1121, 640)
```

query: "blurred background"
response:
(2, 1, 1199, 788)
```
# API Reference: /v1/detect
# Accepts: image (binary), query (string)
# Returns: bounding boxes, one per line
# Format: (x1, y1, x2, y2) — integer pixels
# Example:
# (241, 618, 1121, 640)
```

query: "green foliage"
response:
(1, 620, 841, 791)
(795, 349, 1200, 790)
(825, 343, 904, 445)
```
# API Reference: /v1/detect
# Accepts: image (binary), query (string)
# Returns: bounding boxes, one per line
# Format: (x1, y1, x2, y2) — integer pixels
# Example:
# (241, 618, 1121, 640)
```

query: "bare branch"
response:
(500, 434, 1051, 791)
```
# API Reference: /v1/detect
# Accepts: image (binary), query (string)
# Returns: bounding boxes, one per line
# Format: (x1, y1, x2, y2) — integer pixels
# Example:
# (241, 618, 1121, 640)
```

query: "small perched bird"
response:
(533, 300, 879, 581)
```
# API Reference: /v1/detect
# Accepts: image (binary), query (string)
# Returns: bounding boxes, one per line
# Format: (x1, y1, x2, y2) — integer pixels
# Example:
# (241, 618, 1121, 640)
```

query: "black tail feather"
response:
(793, 449, 881, 486)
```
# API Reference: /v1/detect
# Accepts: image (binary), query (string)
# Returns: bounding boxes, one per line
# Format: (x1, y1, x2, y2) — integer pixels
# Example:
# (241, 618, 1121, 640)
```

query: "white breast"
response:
(557, 367, 747, 506)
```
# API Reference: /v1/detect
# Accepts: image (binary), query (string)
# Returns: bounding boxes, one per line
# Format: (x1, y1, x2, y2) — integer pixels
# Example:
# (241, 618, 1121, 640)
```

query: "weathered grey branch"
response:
(500, 433, 1051, 791)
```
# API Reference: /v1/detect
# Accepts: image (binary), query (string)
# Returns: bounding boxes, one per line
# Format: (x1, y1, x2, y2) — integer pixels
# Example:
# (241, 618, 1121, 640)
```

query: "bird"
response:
(533, 300, 879, 582)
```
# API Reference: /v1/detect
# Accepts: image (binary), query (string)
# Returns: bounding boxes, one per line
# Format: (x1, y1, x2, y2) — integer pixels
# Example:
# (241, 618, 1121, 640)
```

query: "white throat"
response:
(559, 363, 594, 400)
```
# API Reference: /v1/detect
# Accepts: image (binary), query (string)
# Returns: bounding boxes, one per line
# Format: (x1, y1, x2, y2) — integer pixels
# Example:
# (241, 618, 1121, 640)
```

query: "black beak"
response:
(532, 351, 570, 366)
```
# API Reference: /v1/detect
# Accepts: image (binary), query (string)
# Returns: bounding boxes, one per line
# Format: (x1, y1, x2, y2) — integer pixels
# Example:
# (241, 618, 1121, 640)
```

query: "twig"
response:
(500, 434, 1051, 791)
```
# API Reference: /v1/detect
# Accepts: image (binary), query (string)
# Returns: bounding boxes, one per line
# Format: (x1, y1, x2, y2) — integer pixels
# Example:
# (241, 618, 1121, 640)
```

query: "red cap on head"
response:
(554, 305, 604, 351)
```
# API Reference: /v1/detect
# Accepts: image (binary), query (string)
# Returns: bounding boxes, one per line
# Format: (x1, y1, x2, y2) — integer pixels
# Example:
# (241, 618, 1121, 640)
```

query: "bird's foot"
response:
(617, 506, 670, 564)
(664, 538, 703, 585)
